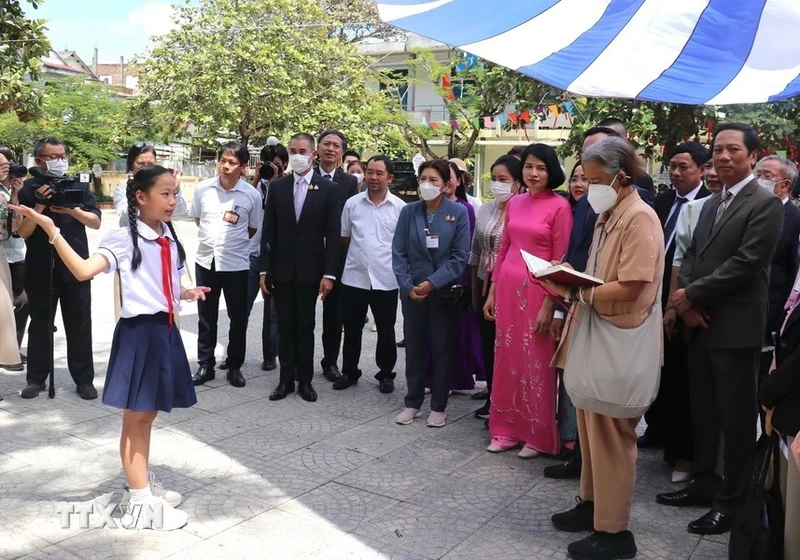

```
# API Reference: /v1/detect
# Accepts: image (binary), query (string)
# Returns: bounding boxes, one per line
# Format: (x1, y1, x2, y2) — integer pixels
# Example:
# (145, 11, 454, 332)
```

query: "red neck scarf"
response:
(155, 237, 174, 329)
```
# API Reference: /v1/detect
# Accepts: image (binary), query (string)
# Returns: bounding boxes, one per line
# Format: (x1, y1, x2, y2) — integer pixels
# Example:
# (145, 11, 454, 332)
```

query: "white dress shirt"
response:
(293, 168, 314, 219)
(724, 175, 752, 201)
(665, 183, 703, 248)
(0, 184, 25, 263)
(96, 220, 184, 318)
(189, 177, 262, 272)
(340, 190, 406, 291)
(672, 197, 713, 268)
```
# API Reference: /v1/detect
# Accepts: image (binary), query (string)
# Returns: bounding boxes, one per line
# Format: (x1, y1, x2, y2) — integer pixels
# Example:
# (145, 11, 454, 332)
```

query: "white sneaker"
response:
(122, 472, 182, 509)
(120, 496, 188, 531)
(395, 408, 422, 425)
(427, 411, 446, 428)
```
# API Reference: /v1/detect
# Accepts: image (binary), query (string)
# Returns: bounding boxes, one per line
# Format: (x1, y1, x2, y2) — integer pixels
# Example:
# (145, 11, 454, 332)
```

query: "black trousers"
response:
(9, 261, 28, 347)
(195, 262, 249, 368)
(25, 278, 94, 386)
(274, 281, 318, 385)
(475, 278, 495, 398)
(341, 285, 398, 380)
(321, 279, 343, 368)
(402, 297, 456, 412)
(662, 323, 694, 464)
(687, 332, 758, 515)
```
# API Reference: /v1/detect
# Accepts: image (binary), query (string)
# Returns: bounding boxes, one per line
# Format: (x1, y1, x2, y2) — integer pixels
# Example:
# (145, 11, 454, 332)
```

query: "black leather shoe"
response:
(219, 359, 229, 370)
(378, 378, 394, 394)
(567, 530, 637, 560)
(396, 339, 406, 348)
(269, 382, 295, 401)
(544, 451, 582, 480)
(688, 510, 731, 535)
(1, 363, 24, 372)
(471, 391, 489, 401)
(76, 384, 98, 400)
(322, 364, 341, 382)
(262, 357, 277, 371)
(20, 382, 46, 399)
(192, 366, 215, 386)
(474, 403, 490, 419)
(656, 487, 712, 508)
(298, 382, 318, 402)
(332, 375, 358, 390)
(552, 498, 594, 532)
(226, 367, 246, 388)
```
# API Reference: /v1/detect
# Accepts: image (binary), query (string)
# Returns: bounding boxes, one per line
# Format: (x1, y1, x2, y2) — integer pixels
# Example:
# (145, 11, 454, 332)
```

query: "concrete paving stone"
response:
(690, 539, 729, 559)
(278, 482, 401, 533)
(335, 457, 448, 501)
(324, 413, 431, 458)
(487, 488, 578, 534)
(442, 523, 574, 560)
(263, 440, 375, 486)
(54, 525, 202, 560)
(171, 509, 346, 560)
(449, 449, 546, 490)
(16, 544, 83, 560)
(0, 531, 56, 560)
(355, 500, 485, 559)
(380, 439, 483, 476)
(421, 414, 495, 451)
(192, 385, 261, 414)
(311, 533, 428, 560)
(162, 411, 263, 445)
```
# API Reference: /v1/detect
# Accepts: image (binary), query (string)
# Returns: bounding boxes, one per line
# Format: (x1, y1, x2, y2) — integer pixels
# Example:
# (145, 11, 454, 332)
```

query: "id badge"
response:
(426, 234, 439, 249)
(223, 210, 240, 224)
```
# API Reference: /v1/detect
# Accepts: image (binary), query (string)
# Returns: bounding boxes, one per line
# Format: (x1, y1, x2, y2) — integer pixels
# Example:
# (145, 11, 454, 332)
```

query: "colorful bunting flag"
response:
(430, 121, 440, 130)
(450, 119, 460, 130)
(483, 116, 493, 127)
(496, 114, 508, 125)
(548, 104, 560, 116)
(441, 75, 455, 101)
(534, 107, 544, 114)
(519, 110, 531, 124)
(471, 118, 480, 130)
(507, 113, 519, 126)
(563, 102, 574, 115)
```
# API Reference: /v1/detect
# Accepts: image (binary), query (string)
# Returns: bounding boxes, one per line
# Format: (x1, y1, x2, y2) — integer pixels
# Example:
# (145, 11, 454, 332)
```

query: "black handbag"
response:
(419, 205, 470, 314)
(729, 433, 785, 560)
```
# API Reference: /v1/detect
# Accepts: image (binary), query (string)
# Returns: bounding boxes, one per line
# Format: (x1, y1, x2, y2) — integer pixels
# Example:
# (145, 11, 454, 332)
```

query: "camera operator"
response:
(0, 150, 23, 374)
(0, 146, 28, 365)
(16, 137, 101, 400)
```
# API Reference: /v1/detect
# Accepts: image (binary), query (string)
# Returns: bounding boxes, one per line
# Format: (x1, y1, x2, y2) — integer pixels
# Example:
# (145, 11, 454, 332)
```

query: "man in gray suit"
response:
(656, 123, 784, 535)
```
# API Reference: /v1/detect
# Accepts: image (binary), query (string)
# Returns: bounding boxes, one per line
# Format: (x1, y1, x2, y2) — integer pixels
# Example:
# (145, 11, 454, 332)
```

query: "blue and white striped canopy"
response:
(374, 0, 800, 105)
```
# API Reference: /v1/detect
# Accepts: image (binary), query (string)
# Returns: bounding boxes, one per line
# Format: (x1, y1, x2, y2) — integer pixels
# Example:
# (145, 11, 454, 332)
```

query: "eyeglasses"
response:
(39, 154, 67, 162)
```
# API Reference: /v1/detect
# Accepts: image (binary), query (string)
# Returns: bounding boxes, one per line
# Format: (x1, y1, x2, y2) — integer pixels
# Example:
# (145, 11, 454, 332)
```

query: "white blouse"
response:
(672, 197, 712, 268)
(96, 220, 185, 318)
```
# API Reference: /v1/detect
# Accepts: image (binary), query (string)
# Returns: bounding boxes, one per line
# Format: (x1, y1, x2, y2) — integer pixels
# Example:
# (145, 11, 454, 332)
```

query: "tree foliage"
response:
(389, 49, 560, 160)
(319, 0, 400, 44)
(0, 0, 51, 119)
(135, 0, 404, 152)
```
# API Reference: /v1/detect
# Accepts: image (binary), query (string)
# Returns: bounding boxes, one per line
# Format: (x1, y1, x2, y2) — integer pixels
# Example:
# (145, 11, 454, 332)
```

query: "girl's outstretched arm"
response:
(9, 204, 109, 281)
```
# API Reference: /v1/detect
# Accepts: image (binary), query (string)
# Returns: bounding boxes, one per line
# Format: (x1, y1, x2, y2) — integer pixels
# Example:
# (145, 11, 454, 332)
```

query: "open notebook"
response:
(520, 250, 604, 287)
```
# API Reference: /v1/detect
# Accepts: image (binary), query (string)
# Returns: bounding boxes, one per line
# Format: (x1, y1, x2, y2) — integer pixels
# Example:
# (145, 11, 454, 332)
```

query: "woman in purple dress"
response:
(425, 162, 484, 392)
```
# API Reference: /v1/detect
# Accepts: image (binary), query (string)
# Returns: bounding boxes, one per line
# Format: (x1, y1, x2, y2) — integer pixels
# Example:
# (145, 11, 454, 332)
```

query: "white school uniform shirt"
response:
(189, 177, 262, 272)
(96, 220, 184, 318)
(340, 190, 406, 291)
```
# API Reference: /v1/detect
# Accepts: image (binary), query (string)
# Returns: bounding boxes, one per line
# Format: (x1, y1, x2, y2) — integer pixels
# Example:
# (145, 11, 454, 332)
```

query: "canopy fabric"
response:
(374, 0, 800, 105)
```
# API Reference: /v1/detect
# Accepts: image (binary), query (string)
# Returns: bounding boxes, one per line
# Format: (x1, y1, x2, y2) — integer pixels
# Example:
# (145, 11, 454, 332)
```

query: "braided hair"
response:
(127, 165, 187, 271)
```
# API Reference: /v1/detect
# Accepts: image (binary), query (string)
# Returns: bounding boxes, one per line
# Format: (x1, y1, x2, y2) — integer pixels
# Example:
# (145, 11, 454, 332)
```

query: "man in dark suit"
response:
(755, 155, 800, 385)
(657, 123, 784, 535)
(260, 133, 341, 402)
(641, 143, 711, 459)
(315, 129, 358, 382)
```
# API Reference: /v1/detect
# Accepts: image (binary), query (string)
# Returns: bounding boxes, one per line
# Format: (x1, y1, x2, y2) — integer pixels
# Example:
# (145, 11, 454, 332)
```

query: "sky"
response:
(24, 0, 181, 63)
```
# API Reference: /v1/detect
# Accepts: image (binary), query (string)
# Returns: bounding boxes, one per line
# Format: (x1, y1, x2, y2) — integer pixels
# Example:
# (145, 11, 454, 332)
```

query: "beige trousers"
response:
(781, 435, 800, 560)
(0, 247, 20, 366)
(578, 408, 640, 533)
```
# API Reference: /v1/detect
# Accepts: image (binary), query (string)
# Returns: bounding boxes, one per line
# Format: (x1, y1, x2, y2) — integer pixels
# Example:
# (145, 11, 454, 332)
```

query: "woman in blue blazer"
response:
(392, 160, 470, 428)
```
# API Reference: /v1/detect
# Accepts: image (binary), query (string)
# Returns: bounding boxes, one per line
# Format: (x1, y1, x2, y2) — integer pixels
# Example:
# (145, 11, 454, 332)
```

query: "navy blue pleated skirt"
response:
(103, 313, 197, 412)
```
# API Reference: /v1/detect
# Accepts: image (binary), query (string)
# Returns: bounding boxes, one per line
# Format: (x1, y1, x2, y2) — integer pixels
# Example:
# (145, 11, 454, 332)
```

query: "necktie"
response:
(663, 196, 688, 246)
(713, 189, 733, 227)
(323, 173, 332, 179)
(155, 237, 174, 329)
(294, 178, 305, 220)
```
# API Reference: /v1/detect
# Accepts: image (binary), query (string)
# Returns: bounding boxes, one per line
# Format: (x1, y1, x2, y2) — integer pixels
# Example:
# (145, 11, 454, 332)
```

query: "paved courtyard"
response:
(0, 211, 730, 559)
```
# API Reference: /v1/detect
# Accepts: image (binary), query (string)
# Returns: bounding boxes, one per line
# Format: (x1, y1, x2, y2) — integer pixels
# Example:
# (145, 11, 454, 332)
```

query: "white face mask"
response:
(352, 172, 364, 184)
(490, 181, 514, 202)
(757, 177, 785, 196)
(587, 175, 620, 214)
(288, 153, 312, 174)
(45, 159, 69, 177)
(418, 181, 441, 201)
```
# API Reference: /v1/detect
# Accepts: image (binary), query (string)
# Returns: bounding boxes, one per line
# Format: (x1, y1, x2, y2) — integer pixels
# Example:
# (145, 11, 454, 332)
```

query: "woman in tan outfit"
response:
(545, 136, 664, 560)
(0, 153, 23, 374)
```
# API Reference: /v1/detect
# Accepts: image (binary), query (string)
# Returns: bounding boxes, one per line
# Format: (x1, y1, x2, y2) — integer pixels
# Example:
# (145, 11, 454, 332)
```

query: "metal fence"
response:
(106, 158, 218, 178)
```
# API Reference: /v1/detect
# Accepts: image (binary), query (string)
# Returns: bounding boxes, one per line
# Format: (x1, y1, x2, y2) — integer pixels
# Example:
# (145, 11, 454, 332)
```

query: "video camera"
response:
(9, 162, 28, 179)
(259, 136, 282, 181)
(29, 167, 88, 208)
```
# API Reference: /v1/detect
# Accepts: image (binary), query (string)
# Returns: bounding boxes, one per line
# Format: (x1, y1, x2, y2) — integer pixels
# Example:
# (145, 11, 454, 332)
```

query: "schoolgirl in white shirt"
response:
(12, 165, 209, 531)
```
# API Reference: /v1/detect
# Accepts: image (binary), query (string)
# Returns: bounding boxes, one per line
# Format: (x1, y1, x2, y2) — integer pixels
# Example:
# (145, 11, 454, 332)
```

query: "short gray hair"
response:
(757, 155, 798, 186)
(581, 136, 643, 185)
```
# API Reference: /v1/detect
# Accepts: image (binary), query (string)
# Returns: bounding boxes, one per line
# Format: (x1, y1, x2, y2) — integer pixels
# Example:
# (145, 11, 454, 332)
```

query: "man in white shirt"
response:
(0, 146, 27, 362)
(190, 142, 262, 388)
(333, 156, 405, 393)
